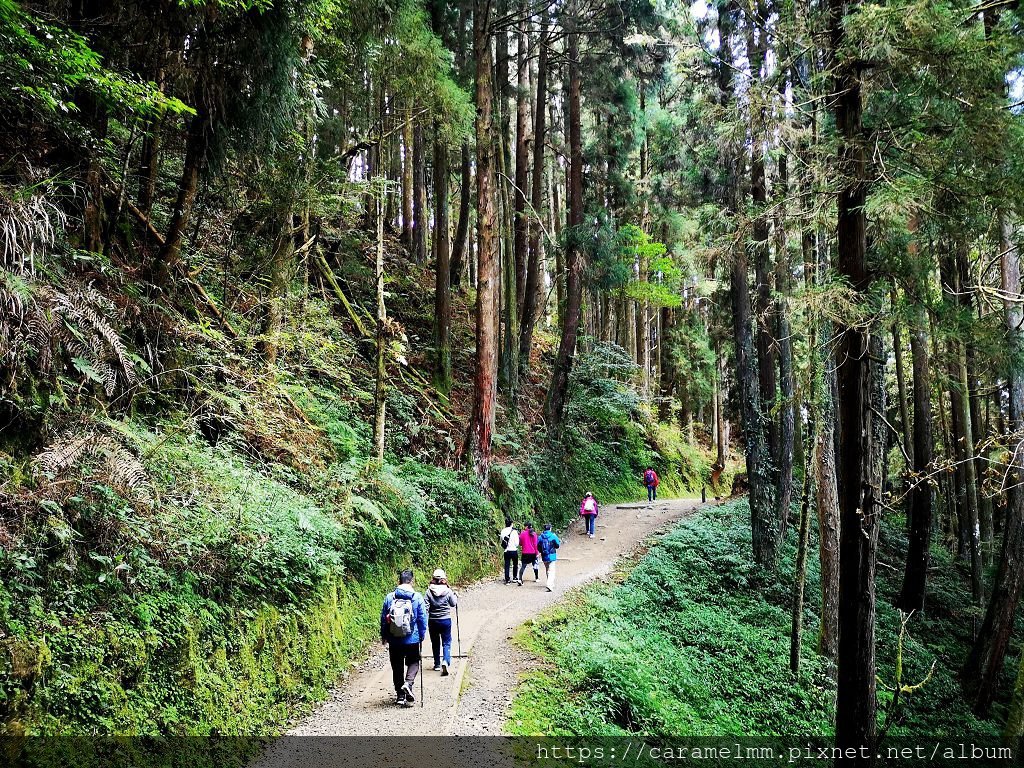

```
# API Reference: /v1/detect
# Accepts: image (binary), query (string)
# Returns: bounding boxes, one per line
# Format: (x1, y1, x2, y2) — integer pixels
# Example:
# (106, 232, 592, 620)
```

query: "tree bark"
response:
(157, 89, 211, 287)
(775, 151, 796, 533)
(512, 0, 530, 319)
(431, 1, 452, 394)
(815, 345, 841, 665)
(545, 17, 583, 431)
(373, 188, 387, 463)
(746, 2, 783, 548)
(721, 2, 777, 569)
(831, 0, 880, 759)
(891, 289, 914, 468)
(962, 215, 1024, 716)
(450, 5, 471, 290)
(413, 122, 427, 264)
(402, 119, 414, 249)
(468, 0, 498, 484)
(897, 288, 936, 614)
(518, 15, 548, 372)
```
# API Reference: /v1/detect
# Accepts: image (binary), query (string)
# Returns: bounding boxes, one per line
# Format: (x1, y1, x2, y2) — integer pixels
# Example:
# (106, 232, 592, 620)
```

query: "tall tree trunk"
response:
(962, 215, 1024, 716)
(157, 89, 211, 287)
(545, 17, 582, 431)
(450, 4, 471, 289)
(831, 0, 880, 759)
(969, 350, 995, 566)
(891, 289, 914, 468)
(816, 334, 841, 666)
(941, 245, 983, 604)
(497, 90, 518, 397)
(431, 2, 452, 394)
(518, 14, 548, 372)
(451, 141, 472, 290)
(468, 0, 498, 484)
(714, 343, 727, 473)
(721, 2, 777, 569)
(402, 119, 414, 248)
(897, 288, 936, 613)
(413, 122, 427, 264)
(791, 356, 815, 674)
(746, 2, 782, 550)
(373, 189, 387, 463)
(775, 149, 795, 533)
(512, 0, 530, 319)
(138, 113, 163, 218)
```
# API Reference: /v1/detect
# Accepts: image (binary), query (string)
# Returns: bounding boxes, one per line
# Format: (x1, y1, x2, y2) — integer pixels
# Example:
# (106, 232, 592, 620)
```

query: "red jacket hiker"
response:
(643, 468, 660, 502)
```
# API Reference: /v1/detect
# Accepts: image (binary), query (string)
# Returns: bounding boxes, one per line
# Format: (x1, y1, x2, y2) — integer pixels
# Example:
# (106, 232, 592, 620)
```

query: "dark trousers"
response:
(647, 484, 657, 501)
(388, 642, 420, 694)
(429, 618, 452, 666)
(583, 514, 596, 535)
(504, 550, 519, 582)
(519, 553, 539, 580)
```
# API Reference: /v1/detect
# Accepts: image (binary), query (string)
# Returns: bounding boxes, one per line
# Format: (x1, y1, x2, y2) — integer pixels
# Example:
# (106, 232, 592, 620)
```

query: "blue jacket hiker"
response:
(537, 524, 561, 593)
(380, 569, 428, 707)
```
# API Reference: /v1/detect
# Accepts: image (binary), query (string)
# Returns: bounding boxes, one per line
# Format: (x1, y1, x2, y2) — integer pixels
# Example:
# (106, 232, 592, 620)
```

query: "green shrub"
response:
(511, 500, 1002, 741)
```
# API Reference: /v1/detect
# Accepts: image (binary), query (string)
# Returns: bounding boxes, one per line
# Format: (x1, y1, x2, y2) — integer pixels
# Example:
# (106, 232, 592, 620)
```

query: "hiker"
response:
(380, 569, 428, 707)
(643, 466, 660, 502)
(537, 523, 561, 592)
(500, 517, 521, 585)
(518, 521, 540, 583)
(426, 568, 457, 676)
(579, 492, 599, 538)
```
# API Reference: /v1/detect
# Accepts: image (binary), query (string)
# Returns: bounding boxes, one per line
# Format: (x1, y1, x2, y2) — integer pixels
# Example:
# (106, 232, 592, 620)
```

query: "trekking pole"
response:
(419, 641, 424, 708)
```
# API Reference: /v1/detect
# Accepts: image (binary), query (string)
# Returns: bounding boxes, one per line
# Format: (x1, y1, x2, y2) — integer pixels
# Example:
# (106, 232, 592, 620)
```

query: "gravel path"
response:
(254, 496, 703, 764)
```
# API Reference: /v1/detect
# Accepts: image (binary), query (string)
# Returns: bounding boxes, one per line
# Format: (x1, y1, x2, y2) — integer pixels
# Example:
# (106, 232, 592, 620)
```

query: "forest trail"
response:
(254, 496, 703, 759)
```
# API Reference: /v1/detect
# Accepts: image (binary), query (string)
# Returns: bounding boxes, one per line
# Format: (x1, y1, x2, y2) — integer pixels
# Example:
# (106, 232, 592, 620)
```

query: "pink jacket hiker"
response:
(521, 528, 539, 555)
(580, 497, 599, 517)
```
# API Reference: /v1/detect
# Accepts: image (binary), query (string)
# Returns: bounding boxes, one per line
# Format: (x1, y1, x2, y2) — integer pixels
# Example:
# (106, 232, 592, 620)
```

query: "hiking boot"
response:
(441, 663, 449, 676)
(401, 681, 415, 703)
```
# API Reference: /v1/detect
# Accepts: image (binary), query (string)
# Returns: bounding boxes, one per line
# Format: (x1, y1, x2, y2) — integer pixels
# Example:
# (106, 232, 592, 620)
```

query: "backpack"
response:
(583, 498, 597, 514)
(538, 533, 558, 559)
(644, 470, 656, 485)
(387, 594, 415, 638)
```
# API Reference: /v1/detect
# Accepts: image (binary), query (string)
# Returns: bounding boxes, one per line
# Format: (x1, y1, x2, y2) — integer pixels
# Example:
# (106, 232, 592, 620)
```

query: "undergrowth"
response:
(0, 285, 718, 736)
(510, 499, 1000, 742)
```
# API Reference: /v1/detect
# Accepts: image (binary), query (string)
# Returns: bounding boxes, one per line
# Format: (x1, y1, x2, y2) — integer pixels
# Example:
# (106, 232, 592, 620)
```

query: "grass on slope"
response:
(510, 499, 1000, 742)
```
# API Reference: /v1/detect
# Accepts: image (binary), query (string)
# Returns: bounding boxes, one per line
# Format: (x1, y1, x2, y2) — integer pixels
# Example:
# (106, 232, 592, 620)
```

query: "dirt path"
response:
(255, 496, 701, 760)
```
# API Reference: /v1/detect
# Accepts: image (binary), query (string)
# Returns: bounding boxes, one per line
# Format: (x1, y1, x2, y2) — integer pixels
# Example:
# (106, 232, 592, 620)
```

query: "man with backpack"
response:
(500, 517, 521, 585)
(537, 523, 561, 592)
(643, 466, 660, 502)
(380, 569, 428, 707)
(579, 492, 599, 538)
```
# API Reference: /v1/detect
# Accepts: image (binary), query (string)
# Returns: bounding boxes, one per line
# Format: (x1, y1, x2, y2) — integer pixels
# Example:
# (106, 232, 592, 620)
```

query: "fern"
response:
(34, 429, 150, 500)
(0, 275, 138, 398)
